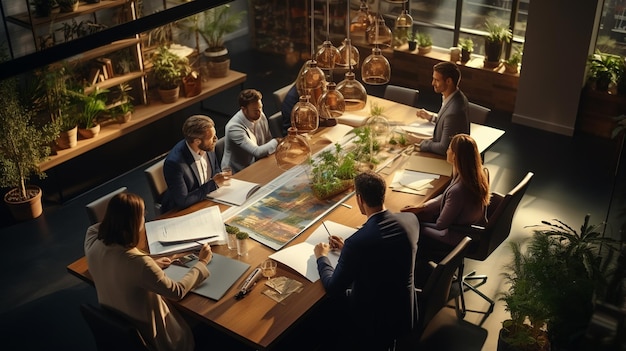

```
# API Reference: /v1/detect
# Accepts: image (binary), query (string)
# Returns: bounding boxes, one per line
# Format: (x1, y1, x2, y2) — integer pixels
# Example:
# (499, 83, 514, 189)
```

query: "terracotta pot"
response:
(116, 112, 132, 124)
(205, 48, 230, 78)
(78, 124, 101, 139)
(56, 126, 78, 149)
(418, 46, 432, 55)
(4, 186, 43, 221)
(158, 86, 180, 103)
(504, 63, 519, 74)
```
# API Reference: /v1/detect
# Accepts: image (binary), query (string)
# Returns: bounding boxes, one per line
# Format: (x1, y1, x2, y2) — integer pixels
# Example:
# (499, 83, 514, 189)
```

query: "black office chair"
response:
(144, 159, 167, 216)
(268, 111, 284, 138)
(80, 303, 150, 351)
(215, 137, 225, 165)
(273, 83, 295, 111)
(85, 187, 128, 225)
(468, 102, 491, 124)
(384, 85, 420, 107)
(454, 172, 534, 320)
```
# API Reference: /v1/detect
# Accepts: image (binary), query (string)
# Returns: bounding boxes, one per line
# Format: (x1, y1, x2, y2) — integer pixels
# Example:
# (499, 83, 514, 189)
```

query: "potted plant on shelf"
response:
(68, 86, 109, 138)
(56, 0, 79, 13)
(586, 50, 625, 93)
(31, 0, 53, 17)
(416, 32, 432, 55)
(407, 32, 418, 51)
(459, 38, 474, 62)
(504, 50, 522, 74)
(484, 18, 512, 66)
(112, 82, 134, 123)
(198, 4, 246, 78)
(0, 48, 59, 221)
(151, 46, 191, 103)
(498, 215, 619, 350)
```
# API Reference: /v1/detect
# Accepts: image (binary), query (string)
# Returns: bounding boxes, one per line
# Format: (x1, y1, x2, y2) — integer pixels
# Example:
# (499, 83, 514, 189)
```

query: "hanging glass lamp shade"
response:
(291, 95, 319, 134)
(337, 38, 360, 69)
(336, 71, 367, 111)
(350, 1, 373, 34)
(316, 41, 341, 70)
(318, 82, 345, 119)
(296, 60, 326, 109)
(361, 46, 391, 85)
(275, 127, 312, 170)
(394, 9, 413, 48)
(366, 15, 392, 47)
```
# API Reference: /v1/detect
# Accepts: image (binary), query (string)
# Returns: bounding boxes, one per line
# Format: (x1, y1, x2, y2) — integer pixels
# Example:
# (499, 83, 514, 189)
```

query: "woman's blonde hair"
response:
(450, 134, 490, 206)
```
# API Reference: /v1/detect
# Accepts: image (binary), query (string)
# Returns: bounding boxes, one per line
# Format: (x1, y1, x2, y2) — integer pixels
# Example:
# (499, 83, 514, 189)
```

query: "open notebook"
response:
(207, 179, 261, 206)
(163, 253, 250, 300)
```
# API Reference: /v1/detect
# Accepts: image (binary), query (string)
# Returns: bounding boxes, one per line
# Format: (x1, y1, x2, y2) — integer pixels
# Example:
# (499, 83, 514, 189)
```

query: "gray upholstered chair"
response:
(384, 85, 420, 107)
(144, 159, 167, 215)
(85, 187, 128, 225)
(268, 111, 284, 138)
(273, 83, 295, 111)
(468, 102, 491, 124)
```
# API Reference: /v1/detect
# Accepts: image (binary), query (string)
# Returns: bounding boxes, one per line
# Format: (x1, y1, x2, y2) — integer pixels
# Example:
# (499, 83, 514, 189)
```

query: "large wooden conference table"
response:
(67, 95, 499, 350)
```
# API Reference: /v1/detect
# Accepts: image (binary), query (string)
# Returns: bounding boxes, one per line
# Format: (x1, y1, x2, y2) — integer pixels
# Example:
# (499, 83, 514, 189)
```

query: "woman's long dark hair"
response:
(450, 134, 490, 207)
(98, 192, 144, 248)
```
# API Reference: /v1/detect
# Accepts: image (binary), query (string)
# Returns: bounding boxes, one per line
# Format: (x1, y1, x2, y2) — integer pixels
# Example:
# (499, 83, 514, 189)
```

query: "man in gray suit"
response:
(222, 89, 281, 173)
(415, 61, 469, 155)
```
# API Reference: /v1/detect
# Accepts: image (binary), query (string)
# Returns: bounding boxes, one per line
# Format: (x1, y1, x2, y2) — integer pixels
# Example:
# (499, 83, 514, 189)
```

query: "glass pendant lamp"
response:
(291, 95, 319, 134)
(394, 4, 413, 48)
(275, 127, 312, 170)
(297, 0, 326, 109)
(350, 1, 373, 35)
(366, 15, 392, 48)
(361, 46, 391, 85)
(318, 82, 345, 123)
(316, 0, 340, 71)
(338, 38, 360, 70)
(336, 71, 367, 111)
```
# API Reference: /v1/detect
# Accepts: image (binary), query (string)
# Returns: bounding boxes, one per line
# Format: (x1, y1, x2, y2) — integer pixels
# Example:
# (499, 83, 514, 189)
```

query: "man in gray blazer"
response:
(222, 89, 281, 173)
(415, 61, 470, 155)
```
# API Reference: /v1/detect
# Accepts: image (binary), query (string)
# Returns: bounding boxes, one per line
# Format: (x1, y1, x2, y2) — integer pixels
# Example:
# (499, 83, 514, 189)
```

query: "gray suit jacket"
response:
(420, 90, 470, 155)
(221, 109, 277, 173)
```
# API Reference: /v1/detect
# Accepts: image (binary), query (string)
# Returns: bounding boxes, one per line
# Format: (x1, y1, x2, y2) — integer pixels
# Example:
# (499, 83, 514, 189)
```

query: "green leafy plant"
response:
(484, 18, 512, 43)
(415, 32, 432, 47)
(225, 225, 240, 235)
(587, 50, 625, 92)
(459, 38, 474, 52)
(112, 82, 134, 116)
(501, 215, 620, 349)
(68, 87, 109, 129)
(30, 0, 53, 17)
(0, 46, 58, 201)
(151, 46, 192, 90)
(34, 63, 77, 132)
(309, 143, 357, 200)
(235, 231, 249, 240)
(199, 4, 246, 51)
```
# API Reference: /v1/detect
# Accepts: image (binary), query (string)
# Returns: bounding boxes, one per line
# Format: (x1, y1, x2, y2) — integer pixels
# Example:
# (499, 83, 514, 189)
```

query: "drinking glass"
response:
(221, 167, 232, 186)
(261, 259, 277, 284)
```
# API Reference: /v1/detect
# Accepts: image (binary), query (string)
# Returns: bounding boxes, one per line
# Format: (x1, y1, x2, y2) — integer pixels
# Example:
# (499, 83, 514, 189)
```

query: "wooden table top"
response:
(66, 96, 451, 350)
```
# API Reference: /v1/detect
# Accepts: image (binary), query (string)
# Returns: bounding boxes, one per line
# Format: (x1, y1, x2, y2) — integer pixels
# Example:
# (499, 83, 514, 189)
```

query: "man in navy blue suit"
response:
(314, 171, 419, 350)
(161, 115, 225, 213)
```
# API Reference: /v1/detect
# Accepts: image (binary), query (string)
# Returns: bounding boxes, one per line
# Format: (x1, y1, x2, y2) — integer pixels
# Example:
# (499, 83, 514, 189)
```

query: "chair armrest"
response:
(449, 224, 485, 240)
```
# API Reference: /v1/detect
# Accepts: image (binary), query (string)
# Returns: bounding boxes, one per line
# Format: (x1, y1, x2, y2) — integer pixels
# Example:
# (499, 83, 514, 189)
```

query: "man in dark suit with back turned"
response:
(313, 171, 420, 350)
(416, 61, 470, 155)
(161, 115, 225, 213)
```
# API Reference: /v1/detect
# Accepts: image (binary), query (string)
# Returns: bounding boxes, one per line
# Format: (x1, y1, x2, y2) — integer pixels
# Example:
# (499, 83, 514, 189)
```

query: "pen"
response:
(321, 221, 332, 239)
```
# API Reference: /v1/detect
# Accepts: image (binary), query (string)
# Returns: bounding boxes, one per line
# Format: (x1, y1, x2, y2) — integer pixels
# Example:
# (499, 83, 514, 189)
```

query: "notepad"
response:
(404, 155, 452, 176)
(207, 178, 261, 206)
(164, 253, 250, 300)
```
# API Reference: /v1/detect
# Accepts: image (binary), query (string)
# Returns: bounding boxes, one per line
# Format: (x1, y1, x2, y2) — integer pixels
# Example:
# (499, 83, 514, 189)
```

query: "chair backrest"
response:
(85, 187, 128, 225)
(468, 172, 534, 260)
(384, 85, 419, 107)
(144, 159, 167, 213)
(416, 236, 472, 336)
(273, 83, 294, 111)
(468, 102, 491, 124)
(268, 111, 284, 138)
(215, 137, 225, 165)
(80, 303, 149, 351)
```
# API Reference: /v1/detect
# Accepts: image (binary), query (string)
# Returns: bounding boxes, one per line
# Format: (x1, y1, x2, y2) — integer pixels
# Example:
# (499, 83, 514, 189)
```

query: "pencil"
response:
(321, 221, 332, 239)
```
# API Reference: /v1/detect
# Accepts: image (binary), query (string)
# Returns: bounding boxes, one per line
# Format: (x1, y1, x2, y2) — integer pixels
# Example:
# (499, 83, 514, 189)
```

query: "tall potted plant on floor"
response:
(0, 48, 59, 221)
(198, 4, 245, 78)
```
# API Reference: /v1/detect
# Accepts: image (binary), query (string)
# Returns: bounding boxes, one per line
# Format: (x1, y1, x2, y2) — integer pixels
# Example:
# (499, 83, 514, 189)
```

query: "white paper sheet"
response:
(390, 170, 438, 195)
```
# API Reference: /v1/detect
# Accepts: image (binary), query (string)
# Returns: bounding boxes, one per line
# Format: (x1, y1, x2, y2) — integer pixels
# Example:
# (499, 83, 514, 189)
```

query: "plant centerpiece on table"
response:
(484, 18, 512, 66)
(498, 215, 619, 350)
(0, 47, 59, 221)
(459, 38, 474, 62)
(586, 50, 625, 93)
(198, 4, 246, 78)
(416, 32, 432, 54)
(308, 143, 358, 201)
(151, 45, 192, 103)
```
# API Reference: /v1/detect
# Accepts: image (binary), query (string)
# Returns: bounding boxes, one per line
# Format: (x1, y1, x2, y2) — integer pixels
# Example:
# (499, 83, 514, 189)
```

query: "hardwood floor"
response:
(0, 44, 622, 350)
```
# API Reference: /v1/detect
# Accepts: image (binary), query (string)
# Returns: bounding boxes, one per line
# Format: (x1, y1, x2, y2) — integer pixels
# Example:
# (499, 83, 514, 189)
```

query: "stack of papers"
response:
(400, 122, 435, 137)
(390, 170, 439, 195)
(207, 178, 261, 206)
(269, 221, 357, 282)
(146, 206, 227, 255)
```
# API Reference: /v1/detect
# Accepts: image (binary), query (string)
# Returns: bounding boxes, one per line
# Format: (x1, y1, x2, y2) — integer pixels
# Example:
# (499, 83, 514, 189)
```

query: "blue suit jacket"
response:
(161, 140, 221, 213)
(420, 90, 470, 155)
(316, 211, 419, 340)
